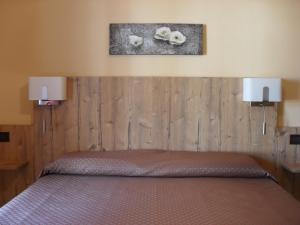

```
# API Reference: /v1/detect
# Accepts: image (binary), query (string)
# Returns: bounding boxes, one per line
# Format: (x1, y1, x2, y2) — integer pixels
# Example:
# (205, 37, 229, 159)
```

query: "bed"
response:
(0, 150, 299, 225)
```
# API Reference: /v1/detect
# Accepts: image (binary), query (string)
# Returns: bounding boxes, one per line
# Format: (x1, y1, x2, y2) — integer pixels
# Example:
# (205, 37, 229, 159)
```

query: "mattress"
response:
(0, 150, 299, 225)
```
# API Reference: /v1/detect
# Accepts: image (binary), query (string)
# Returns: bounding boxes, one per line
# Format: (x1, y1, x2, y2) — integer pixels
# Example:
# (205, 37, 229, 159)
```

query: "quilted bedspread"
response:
(0, 150, 299, 225)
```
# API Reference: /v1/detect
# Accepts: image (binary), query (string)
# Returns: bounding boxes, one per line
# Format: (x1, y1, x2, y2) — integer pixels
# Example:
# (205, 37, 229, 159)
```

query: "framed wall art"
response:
(109, 23, 204, 55)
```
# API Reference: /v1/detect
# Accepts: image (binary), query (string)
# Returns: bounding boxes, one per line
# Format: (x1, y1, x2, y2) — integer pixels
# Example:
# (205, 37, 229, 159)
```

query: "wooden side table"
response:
(0, 160, 29, 207)
(0, 161, 28, 171)
(282, 162, 300, 201)
(282, 163, 300, 173)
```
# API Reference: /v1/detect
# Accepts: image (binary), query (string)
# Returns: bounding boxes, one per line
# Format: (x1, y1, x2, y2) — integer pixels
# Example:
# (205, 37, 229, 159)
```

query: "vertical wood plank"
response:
(168, 77, 202, 151)
(32, 106, 53, 177)
(101, 77, 130, 150)
(63, 77, 80, 153)
(24, 126, 34, 185)
(197, 78, 222, 151)
(249, 105, 277, 161)
(51, 78, 80, 158)
(78, 77, 101, 151)
(32, 106, 42, 178)
(220, 78, 249, 152)
(52, 105, 66, 158)
(130, 77, 170, 150)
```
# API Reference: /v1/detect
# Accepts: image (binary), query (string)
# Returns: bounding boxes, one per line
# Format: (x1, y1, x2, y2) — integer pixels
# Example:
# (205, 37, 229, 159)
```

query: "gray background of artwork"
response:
(109, 23, 203, 55)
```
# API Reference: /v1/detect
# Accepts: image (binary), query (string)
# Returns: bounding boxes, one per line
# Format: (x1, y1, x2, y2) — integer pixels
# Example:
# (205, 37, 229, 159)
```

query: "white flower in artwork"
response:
(129, 35, 143, 47)
(154, 27, 171, 41)
(169, 31, 186, 45)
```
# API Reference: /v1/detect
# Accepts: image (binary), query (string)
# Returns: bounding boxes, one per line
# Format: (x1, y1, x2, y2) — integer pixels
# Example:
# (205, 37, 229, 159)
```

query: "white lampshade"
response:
(29, 76, 67, 101)
(243, 78, 282, 102)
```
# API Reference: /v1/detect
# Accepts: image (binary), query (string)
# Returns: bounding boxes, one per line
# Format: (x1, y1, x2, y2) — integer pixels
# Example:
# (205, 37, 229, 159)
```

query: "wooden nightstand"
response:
(282, 162, 300, 201)
(282, 163, 300, 174)
(0, 161, 28, 171)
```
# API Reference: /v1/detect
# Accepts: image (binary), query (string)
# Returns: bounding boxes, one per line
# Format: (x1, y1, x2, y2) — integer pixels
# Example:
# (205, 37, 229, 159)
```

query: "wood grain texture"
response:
(63, 77, 80, 153)
(30, 77, 283, 160)
(0, 161, 28, 171)
(0, 125, 33, 206)
(78, 77, 102, 151)
(198, 78, 222, 151)
(277, 127, 300, 200)
(169, 78, 199, 151)
(1, 77, 300, 205)
(101, 77, 131, 150)
(130, 77, 170, 150)
(277, 127, 300, 164)
(220, 78, 247, 152)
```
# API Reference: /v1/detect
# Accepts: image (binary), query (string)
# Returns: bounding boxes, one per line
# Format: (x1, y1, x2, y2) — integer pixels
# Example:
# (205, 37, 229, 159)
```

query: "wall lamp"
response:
(243, 78, 282, 135)
(29, 76, 67, 106)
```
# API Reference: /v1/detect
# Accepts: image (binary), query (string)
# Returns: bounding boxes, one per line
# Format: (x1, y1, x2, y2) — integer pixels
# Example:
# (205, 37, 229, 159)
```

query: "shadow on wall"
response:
(278, 79, 300, 127)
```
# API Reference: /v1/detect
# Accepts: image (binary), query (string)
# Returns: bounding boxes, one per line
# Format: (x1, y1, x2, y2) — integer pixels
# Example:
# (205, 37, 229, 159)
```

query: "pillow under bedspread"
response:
(41, 150, 271, 178)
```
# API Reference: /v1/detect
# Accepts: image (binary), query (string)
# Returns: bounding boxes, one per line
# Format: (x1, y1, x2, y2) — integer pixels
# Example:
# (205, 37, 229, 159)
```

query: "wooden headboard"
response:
(2, 77, 300, 206)
(32, 77, 281, 173)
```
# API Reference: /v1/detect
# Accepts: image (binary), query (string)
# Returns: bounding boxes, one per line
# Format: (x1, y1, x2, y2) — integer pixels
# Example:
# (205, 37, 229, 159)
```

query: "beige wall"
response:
(0, 0, 300, 125)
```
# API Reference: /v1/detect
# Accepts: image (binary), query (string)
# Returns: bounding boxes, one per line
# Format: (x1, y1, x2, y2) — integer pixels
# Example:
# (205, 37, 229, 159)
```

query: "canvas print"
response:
(109, 23, 203, 55)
